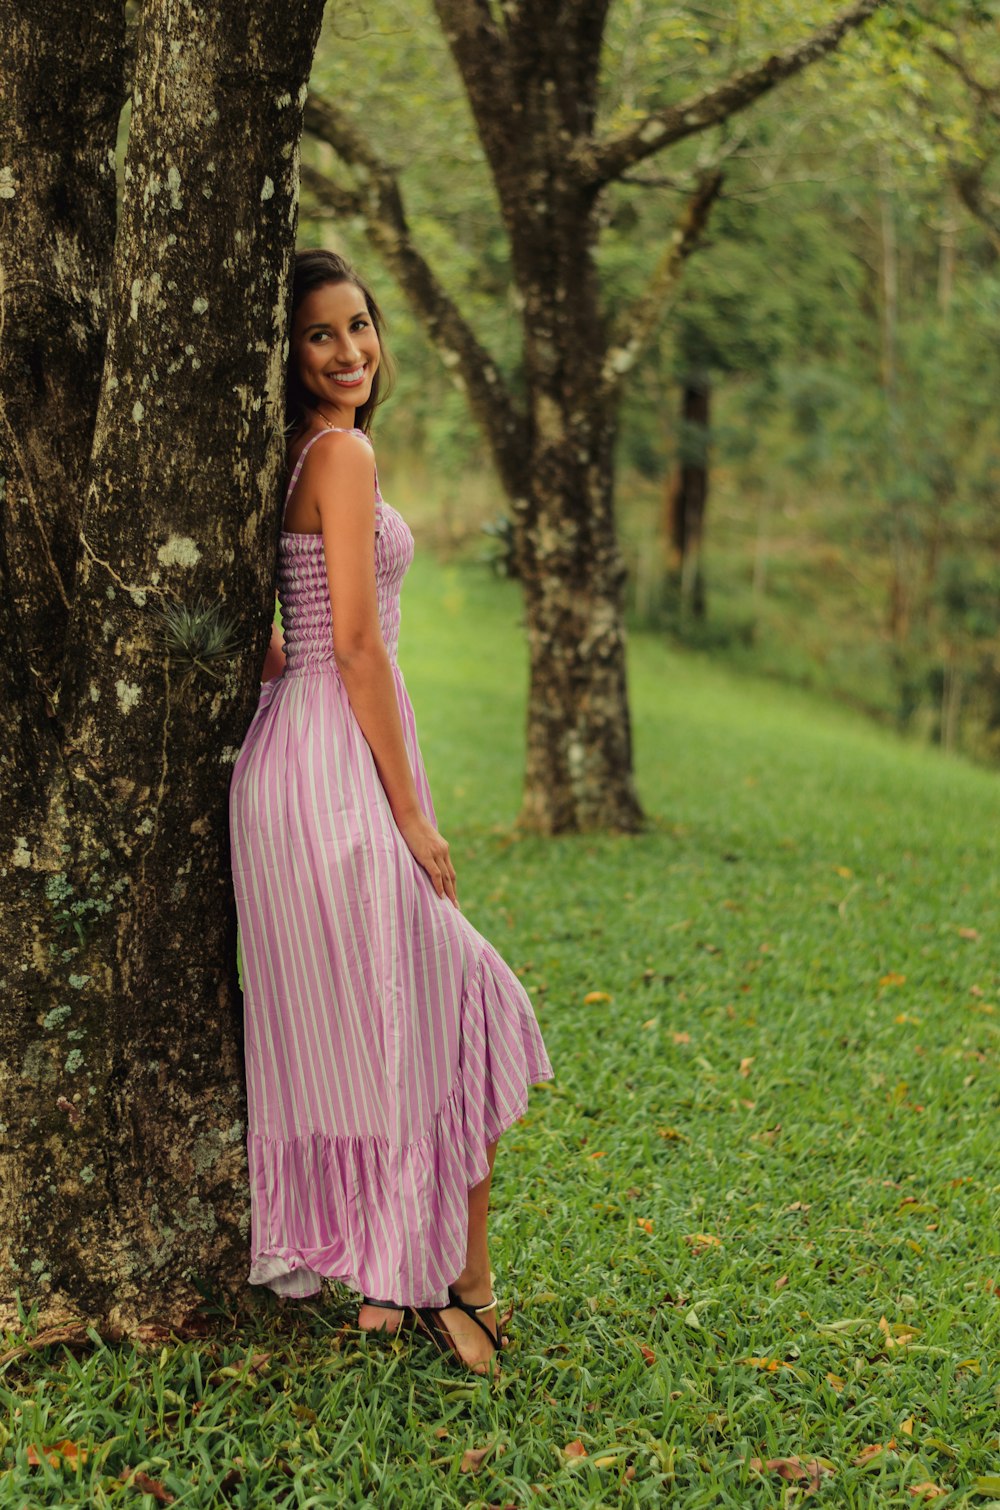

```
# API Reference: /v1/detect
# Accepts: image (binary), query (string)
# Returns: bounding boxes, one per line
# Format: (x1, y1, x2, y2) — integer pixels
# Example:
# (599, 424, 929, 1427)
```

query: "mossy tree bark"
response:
(0, 0, 325, 1333)
(302, 0, 885, 833)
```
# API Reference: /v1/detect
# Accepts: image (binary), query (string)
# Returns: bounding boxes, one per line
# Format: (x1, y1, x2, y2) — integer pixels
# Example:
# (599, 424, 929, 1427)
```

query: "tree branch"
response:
(579, 0, 887, 188)
(431, 0, 514, 155)
(949, 159, 1000, 256)
(303, 95, 527, 498)
(601, 169, 724, 394)
(930, 42, 1000, 117)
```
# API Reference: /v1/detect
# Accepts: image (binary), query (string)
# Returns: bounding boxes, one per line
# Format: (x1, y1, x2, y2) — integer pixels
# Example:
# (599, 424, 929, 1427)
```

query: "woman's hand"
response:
(396, 811, 458, 907)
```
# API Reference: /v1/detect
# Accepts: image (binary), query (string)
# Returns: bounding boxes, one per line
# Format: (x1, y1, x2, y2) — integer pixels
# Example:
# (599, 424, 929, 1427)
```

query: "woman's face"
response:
(291, 280, 381, 425)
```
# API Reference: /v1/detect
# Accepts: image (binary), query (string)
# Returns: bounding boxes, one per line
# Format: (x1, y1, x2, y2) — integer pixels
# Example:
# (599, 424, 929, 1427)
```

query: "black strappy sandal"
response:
(414, 1286, 505, 1373)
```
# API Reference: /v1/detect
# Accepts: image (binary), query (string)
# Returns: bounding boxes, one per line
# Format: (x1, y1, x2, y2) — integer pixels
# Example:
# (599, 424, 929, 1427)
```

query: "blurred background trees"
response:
(301, 0, 1000, 764)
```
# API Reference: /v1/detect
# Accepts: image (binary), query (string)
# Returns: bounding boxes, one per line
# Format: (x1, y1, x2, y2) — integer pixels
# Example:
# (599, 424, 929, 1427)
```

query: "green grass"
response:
(5, 555, 1000, 1507)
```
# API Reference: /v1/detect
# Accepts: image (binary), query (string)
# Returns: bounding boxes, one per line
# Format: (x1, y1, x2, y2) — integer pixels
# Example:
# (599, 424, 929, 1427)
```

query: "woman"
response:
(230, 249, 552, 1374)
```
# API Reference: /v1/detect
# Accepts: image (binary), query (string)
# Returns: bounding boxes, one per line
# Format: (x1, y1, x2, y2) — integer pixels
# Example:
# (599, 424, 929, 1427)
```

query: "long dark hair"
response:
(285, 249, 394, 436)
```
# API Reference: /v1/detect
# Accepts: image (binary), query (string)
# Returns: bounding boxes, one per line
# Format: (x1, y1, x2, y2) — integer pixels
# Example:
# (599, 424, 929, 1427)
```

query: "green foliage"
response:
(5, 557, 1000, 1506)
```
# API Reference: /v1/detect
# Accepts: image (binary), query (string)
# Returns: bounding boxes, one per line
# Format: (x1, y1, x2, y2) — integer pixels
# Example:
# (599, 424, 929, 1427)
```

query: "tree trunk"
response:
(0, 0, 324, 1333)
(666, 373, 711, 619)
(306, 0, 882, 833)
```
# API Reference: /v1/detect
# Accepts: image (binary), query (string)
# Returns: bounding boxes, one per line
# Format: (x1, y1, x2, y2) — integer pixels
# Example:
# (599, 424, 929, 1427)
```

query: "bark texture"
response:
(0, 0, 324, 1331)
(304, 0, 885, 832)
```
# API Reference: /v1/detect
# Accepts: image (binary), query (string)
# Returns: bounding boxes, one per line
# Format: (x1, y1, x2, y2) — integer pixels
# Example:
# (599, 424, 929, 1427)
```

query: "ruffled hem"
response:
(246, 942, 553, 1307)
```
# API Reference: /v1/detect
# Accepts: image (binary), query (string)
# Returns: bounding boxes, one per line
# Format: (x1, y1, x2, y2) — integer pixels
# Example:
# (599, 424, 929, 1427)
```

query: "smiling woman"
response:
(283, 250, 392, 437)
(228, 248, 553, 1377)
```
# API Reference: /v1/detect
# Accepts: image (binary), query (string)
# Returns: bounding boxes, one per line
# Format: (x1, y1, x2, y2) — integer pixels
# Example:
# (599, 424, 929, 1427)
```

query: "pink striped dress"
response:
(229, 428, 552, 1307)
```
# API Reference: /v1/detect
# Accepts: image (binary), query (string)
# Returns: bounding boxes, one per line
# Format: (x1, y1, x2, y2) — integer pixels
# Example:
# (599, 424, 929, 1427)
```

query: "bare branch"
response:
(579, 0, 887, 188)
(303, 95, 527, 496)
(602, 170, 724, 394)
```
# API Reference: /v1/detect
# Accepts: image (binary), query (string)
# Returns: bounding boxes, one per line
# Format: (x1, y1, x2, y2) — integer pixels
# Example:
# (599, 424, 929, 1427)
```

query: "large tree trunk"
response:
(510, 200, 643, 832)
(459, 3, 644, 833)
(0, 0, 324, 1333)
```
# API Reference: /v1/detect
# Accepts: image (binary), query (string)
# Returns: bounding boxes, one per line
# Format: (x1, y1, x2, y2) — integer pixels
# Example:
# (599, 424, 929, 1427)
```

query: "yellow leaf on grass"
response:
(908, 1483, 945, 1501)
(835, 865, 854, 878)
(826, 1373, 845, 1392)
(684, 1232, 722, 1253)
(854, 1439, 896, 1466)
(900, 1417, 915, 1436)
(583, 991, 612, 1004)
(739, 1056, 755, 1077)
(27, 1440, 88, 1469)
(562, 1439, 587, 1460)
(460, 1443, 494, 1474)
(637, 1217, 654, 1234)
(957, 927, 979, 941)
(879, 1316, 920, 1348)
(880, 972, 907, 987)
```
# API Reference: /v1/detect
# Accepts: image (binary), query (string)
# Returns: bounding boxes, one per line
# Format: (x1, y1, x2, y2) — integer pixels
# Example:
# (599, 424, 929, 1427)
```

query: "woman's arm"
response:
(307, 431, 458, 905)
(261, 616, 285, 682)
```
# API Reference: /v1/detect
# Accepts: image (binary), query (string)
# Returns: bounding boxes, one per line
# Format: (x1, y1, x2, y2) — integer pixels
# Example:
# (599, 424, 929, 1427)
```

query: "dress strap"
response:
(283, 430, 334, 512)
(282, 426, 381, 521)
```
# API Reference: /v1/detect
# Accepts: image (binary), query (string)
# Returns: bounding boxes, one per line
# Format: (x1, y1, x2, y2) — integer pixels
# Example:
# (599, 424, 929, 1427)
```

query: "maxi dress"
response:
(229, 428, 553, 1307)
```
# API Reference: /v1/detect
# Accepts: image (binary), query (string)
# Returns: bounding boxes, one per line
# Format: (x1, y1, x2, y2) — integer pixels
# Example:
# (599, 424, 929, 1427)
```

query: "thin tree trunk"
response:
(0, 0, 325, 1332)
(666, 373, 710, 619)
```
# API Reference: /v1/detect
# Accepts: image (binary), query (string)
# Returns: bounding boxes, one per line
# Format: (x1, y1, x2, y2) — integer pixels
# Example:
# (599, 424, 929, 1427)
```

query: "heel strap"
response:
(446, 1286, 501, 1349)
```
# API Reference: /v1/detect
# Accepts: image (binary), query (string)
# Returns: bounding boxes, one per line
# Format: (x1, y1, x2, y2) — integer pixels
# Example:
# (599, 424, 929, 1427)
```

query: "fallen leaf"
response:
(835, 865, 854, 878)
(908, 1484, 945, 1501)
(774, 1274, 789, 1293)
(460, 1443, 495, 1474)
(639, 1345, 656, 1366)
(957, 927, 979, 941)
(583, 991, 612, 1004)
(854, 1440, 896, 1466)
(656, 1126, 688, 1142)
(637, 1217, 654, 1233)
(587, 1150, 607, 1159)
(684, 1232, 722, 1252)
(119, 1468, 175, 1504)
(900, 1417, 915, 1436)
(879, 1316, 920, 1348)
(826, 1373, 844, 1392)
(671, 1031, 691, 1045)
(433, 1427, 448, 1440)
(27, 1439, 87, 1469)
(748, 1456, 832, 1492)
(562, 1439, 587, 1459)
(739, 1057, 755, 1077)
(880, 972, 907, 987)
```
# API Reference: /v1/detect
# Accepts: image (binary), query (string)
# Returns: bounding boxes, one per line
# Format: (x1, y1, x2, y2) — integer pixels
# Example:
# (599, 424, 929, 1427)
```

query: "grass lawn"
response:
(5, 555, 1000, 1507)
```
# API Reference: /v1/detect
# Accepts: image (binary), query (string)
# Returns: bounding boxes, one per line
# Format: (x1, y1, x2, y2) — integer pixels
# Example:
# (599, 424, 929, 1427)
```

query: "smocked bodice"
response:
(278, 429, 414, 676)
